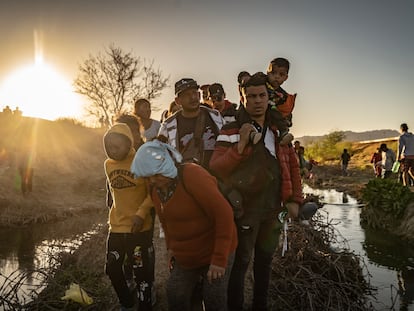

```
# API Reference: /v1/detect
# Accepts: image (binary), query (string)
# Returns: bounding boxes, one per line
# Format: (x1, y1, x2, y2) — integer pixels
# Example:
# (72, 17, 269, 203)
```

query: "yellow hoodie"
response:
(103, 123, 153, 233)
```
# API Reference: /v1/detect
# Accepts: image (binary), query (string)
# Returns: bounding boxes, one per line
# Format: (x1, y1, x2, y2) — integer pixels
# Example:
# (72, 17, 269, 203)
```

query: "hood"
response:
(103, 123, 135, 156)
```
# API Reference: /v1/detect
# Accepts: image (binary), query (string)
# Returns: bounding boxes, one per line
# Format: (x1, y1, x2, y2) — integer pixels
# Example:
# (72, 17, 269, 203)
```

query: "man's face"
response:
(267, 65, 288, 88)
(210, 95, 225, 112)
(294, 141, 300, 151)
(134, 102, 151, 119)
(176, 87, 200, 112)
(242, 85, 268, 118)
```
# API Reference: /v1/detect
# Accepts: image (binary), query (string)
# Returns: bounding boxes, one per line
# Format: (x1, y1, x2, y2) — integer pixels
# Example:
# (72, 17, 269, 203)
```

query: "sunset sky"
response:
(0, 0, 413, 137)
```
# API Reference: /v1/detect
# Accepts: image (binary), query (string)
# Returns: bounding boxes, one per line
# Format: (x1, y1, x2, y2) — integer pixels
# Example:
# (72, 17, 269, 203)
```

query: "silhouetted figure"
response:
(16, 143, 34, 195)
(2, 105, 12, 116)
(13, 106, 22, 117)
(340, 149, 351, 176)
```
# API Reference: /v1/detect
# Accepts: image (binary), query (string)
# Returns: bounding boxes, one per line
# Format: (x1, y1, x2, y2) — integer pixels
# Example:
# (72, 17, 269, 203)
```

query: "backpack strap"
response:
(176, 163, 190, 195)
(193, 110, 206, 146)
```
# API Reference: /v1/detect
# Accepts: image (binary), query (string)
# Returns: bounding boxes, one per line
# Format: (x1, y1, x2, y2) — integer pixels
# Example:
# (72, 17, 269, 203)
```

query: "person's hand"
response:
(238, 123, 256, 154)
(207, 264, 226, 284)
(131, 215, 144, 233)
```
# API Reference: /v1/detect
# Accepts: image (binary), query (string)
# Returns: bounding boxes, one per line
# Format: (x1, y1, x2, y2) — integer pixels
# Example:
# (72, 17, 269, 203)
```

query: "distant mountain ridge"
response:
(296, 129, 400, 145)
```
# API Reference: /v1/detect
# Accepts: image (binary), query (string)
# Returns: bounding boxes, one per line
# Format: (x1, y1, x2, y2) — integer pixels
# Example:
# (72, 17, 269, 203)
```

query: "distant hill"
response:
(296, 129, 399, 145)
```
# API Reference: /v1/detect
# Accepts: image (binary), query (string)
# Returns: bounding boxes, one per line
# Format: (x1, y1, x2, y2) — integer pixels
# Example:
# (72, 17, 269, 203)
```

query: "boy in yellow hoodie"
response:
(103, 123, 154, 311)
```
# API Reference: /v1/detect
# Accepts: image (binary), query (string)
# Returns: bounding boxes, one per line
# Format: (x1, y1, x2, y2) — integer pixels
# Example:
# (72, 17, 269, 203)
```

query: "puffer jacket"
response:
(276, 142, 303, 204)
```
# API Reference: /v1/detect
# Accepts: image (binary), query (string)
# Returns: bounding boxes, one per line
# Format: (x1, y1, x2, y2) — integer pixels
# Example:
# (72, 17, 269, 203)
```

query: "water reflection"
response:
(0, 211, 106, 306)
(305, 185, 414, 310)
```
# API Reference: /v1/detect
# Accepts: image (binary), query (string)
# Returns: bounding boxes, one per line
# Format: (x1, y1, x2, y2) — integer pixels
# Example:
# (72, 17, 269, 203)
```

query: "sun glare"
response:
(0, 60, 84, 121)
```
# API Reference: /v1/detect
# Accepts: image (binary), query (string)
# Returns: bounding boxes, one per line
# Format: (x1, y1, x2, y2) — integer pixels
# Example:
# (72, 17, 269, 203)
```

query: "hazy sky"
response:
(0, 0, 413, 137)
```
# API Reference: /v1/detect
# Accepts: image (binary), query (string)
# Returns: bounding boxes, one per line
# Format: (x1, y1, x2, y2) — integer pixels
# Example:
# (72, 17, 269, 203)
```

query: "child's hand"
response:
(131, 215, 144, 233)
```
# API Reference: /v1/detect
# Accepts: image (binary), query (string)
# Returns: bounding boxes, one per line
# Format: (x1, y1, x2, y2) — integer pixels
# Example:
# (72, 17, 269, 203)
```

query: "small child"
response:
(103, 123, 154, 311)
(266, 57, 297, 145)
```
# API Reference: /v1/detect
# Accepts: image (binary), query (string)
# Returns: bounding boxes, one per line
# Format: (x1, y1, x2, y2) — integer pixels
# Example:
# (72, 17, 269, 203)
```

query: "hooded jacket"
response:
(103, 123, 153, 233)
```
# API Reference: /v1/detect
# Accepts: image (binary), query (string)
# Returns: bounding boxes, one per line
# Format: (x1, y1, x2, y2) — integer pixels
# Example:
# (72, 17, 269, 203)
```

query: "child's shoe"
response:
(280, 133, 294, 145)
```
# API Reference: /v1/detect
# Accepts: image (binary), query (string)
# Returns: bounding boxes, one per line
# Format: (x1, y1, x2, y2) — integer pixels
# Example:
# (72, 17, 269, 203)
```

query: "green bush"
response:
(304, 131, 352, 163)
(361, 179, 414, 219)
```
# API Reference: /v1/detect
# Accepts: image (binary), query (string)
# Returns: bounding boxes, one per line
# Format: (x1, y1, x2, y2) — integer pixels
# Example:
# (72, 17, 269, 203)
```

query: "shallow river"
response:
(305, 185, 414, 311)
(1, 189, 414, 310)
(0, 212, 105, 308)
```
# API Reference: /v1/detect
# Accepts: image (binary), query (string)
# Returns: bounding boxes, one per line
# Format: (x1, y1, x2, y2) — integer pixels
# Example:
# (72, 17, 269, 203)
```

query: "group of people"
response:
(369, 123, 414, 186)
(103, 58, 313, 311)
(1, 105, 22, 118)
(370, 143, 395, 179)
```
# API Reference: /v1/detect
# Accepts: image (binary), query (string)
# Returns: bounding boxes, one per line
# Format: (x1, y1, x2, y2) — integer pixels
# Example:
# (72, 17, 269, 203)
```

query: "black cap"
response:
(208, 83, 225, 100)
(175, 78, 199, 96)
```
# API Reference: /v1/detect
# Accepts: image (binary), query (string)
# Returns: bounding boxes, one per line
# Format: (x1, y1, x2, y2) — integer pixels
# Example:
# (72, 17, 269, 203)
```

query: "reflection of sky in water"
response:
(305, 185, 414, 310)
(0, 217, 103, 307)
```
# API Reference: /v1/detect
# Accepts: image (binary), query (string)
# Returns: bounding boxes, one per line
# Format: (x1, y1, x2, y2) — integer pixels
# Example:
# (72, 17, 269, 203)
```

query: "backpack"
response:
(180, 111, 206, 164)
(177, 163, 244, 219)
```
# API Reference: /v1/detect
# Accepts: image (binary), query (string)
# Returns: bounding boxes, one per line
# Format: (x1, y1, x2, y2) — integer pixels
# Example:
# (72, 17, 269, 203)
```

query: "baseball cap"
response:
(175, 78, 199, 96)
(208, 83, 225, 100)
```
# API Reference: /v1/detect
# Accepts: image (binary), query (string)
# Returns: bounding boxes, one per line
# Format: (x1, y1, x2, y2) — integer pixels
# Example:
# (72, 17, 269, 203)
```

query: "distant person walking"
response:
(16, 142, 35, 195)
(380, 143, 396, 179)
(397, 123, 414, 186)
(370, 147, 382, 178)
(340, 149, 351, 176)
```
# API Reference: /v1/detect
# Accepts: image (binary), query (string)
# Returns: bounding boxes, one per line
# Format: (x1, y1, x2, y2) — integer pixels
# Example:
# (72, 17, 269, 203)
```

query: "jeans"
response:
(167, 253, 235, 311)
(105, 231, 154, 310)
(228, 209, 281, 311)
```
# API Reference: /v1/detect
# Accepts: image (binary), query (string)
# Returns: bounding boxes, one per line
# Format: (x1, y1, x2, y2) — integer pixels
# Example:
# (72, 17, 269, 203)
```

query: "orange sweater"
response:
(151, 163, 237, 269)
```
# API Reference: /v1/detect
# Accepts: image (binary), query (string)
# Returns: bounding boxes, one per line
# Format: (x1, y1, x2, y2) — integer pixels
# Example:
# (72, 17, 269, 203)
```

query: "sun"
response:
(0, 59, 85, 121)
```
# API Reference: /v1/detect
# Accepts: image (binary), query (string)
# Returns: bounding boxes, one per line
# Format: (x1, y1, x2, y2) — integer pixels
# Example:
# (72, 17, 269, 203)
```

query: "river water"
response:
(0, 212, 105, 308)
(1, 190, 414, 310)
(305, 185, 414, 311)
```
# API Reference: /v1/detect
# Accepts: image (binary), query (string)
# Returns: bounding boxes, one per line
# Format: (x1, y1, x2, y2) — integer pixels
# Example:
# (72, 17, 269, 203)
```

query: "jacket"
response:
(210, 116, 303, 205)
(158, 106, 225, 169)
(221, 100, 238, 124)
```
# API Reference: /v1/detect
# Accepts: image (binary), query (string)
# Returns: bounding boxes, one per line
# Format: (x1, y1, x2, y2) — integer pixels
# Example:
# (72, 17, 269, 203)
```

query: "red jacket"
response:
(210, 122, 303, 205)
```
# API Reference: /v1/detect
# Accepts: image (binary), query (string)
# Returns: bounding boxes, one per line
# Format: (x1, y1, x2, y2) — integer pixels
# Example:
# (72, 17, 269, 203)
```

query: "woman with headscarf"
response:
(131, 140, 237, 311)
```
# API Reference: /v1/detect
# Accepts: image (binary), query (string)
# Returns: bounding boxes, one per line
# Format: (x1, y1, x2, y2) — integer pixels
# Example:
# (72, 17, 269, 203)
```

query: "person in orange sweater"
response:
(131, 139, 237, 311)
(103, 123, 154, 311)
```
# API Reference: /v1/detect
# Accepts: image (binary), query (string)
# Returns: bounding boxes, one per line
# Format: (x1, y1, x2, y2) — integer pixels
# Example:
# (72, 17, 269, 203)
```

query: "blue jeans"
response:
(167, 253, 235, 311)
(228, 209, 281, 311)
